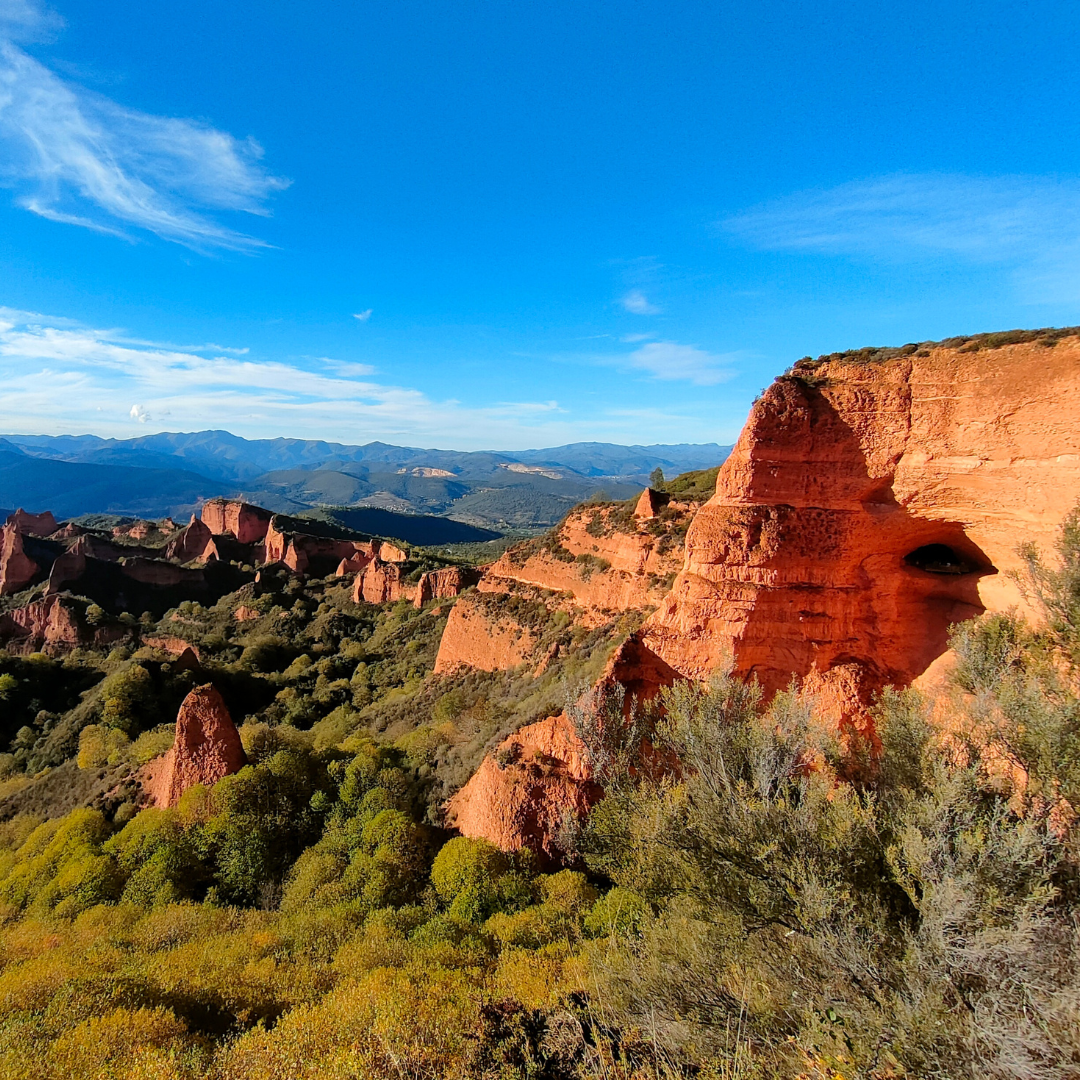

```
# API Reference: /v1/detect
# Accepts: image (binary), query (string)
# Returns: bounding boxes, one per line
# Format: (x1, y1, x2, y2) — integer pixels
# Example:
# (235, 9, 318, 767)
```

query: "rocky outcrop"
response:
(141, 635, 201, 660)
(0, 594, 123, 652)
(264, 518, 364, 575)
(480, 501, 693, 627)
(413, 566, 481, 607)
(0, 524, 40, 595)
(434, 592, 541, 674)
(433, 500, 697, 675)
(201, 499, 273, 544)
(165, 516, 215, 563)
(444, 713, 601, 866)
(7, 509, 59, 536)
(640, 338, 1080, 724)
(143, 685, 246, 809)
(352, 558, 411, 605)
(633, 487, 670, 520)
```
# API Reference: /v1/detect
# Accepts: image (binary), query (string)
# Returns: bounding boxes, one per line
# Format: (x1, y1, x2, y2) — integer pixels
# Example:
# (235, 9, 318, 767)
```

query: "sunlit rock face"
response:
(641, 338, 1080, 724)
(144, 684, 246, 809)
(200, 499, 273, 545)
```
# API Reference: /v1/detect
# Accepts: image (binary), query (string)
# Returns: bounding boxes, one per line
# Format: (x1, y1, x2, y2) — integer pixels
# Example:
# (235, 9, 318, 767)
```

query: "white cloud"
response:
(625, 341, 736, 386)
(0, 0, 60, 40)
(724, 173, 1080, 301)
(620, 289, 661, 315)
(0, 5, 287, 249)
(620, 332, 652, 343)
(0, 310, 597, 447)
(352, 309, 373, 321)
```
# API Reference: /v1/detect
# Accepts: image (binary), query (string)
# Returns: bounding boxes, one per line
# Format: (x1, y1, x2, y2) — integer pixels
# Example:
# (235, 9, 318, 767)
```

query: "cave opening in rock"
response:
(904, 543, 980, 575)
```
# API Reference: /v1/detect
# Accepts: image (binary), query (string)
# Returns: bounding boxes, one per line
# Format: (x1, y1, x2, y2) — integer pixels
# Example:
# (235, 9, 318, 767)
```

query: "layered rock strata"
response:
(433, 499, 697, 675)
(640, 338, 1080, 723)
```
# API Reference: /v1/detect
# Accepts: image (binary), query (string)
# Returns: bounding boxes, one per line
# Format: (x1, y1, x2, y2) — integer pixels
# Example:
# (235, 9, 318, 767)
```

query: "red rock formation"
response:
(633, 487, 670, 520)
(335, 542, 377, 577)
(200, 499, 273, 544)
(44, 537, 87, 594)
(264, 518, 363, 574)
(352, 558, 415, 605)
(413, 566, 481, 608)
(142, 635, 201, 660)
(6, 509, 59, 536)
(112, 520, 164, 542)
(50, 522, 85, 540)
(233, 604, 261, 622)
(480, 501, 693, 627)
(0, 523, 40, 595)
(0, 594, 123, 652)
(641, 338, 1080, 724)
(378, 541, 408, 563)
(143, 685, 246, 809)
(165, 516, 215, 563)
(444, 713, 601, 866)
(433, 500, 696, 675)
(433, 593, 540, 673)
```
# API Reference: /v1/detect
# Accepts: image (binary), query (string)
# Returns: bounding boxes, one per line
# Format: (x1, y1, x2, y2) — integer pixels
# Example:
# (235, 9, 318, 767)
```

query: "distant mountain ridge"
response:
(0, 431, 731, 529)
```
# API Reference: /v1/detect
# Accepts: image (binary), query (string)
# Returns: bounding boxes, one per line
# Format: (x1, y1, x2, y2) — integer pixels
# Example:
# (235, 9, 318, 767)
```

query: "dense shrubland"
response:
(0, 515, 1077, 1077)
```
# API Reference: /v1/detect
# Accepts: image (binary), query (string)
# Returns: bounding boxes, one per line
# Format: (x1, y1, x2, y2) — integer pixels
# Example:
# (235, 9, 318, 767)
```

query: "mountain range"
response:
(0, 432, 731, 530)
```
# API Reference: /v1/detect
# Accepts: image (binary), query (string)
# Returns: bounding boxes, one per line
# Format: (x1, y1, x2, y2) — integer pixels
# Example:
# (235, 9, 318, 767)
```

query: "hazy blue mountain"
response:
(0, 431, 731, 529)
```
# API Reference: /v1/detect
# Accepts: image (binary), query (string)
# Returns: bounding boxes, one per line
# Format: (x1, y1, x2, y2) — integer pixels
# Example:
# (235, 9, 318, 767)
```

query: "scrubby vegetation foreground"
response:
(0, 520, 1079, 1079)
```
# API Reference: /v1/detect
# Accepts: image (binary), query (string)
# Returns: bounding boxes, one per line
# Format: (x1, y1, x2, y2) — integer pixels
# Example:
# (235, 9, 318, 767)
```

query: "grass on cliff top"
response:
(788, 325, 1080, 376)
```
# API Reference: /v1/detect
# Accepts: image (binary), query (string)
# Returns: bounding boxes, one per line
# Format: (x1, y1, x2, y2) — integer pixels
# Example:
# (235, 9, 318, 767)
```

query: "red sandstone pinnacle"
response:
(633, 487, 670, 520)
(144, 684, 246, 809)
(0, 523, 40, 595)
(201, 499, 273, 545)
(165, 516, 215, 563)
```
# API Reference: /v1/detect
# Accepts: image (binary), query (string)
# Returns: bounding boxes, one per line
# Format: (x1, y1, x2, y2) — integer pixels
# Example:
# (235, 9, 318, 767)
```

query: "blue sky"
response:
(0, 0, 1077, 449)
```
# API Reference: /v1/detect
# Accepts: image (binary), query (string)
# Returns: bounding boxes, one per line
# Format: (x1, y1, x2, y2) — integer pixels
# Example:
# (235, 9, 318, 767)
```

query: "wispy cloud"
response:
(0, 310, 595, 447)
(352, 309, 373, 322)
(0, 2, 287, 249)
(620, 289, 661, 315)
(724, 173, 1080, 301)
(624, 340, 737, 386)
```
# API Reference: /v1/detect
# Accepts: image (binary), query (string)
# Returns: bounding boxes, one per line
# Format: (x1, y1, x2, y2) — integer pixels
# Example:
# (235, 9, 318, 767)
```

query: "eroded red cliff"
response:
(641, 338, 1080, 724)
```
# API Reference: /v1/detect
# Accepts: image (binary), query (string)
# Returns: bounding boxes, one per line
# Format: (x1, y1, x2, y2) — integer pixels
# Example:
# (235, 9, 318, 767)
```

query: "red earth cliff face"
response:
(434, 592, 540, 674)
(433, 500, 697, 675)
(479, 500, 693, 627)
(200, 499, 273, 544)
(0, 524, 40, 595)
(641, 339, 1080, 723)
(0, 595, 124, 652)
(143, 685, 246, 809)
(165, 516, 215, 563)
(413, 566, 482, 607)
(444, 713, 601, 866)
(353, 558, 409, 603)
